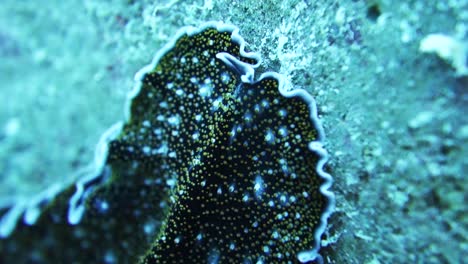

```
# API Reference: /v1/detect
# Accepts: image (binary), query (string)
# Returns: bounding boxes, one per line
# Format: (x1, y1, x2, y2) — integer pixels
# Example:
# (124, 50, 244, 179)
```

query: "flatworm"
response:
(0, 22, 334, 264)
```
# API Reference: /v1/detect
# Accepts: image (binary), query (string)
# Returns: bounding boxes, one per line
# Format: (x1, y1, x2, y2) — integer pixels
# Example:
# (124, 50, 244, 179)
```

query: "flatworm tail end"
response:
(67, 121, 123, 225)
(0, 122, 123, 236)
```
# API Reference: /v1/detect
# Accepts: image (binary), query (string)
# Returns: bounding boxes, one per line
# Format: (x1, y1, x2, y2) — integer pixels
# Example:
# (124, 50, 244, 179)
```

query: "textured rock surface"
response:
(0, 0, 466, 263)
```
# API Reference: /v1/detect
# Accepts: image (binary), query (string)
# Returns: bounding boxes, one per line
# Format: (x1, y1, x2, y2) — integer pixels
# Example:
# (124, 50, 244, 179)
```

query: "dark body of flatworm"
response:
(0, 22, 333, 264)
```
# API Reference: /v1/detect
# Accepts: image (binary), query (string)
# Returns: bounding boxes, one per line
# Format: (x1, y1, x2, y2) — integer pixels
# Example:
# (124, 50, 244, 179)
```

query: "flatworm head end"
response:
(118, 21, 335, 263)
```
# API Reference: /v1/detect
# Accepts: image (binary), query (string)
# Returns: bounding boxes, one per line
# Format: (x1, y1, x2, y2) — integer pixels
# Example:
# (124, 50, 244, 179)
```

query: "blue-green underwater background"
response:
(0, 0, 466, 263)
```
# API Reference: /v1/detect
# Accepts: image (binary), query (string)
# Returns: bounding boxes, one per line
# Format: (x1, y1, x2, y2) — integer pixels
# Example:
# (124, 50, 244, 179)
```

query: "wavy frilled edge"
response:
(215, 27, 335, 262)
(279, 81, 335, 264)
(0, 22, 334, 264)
